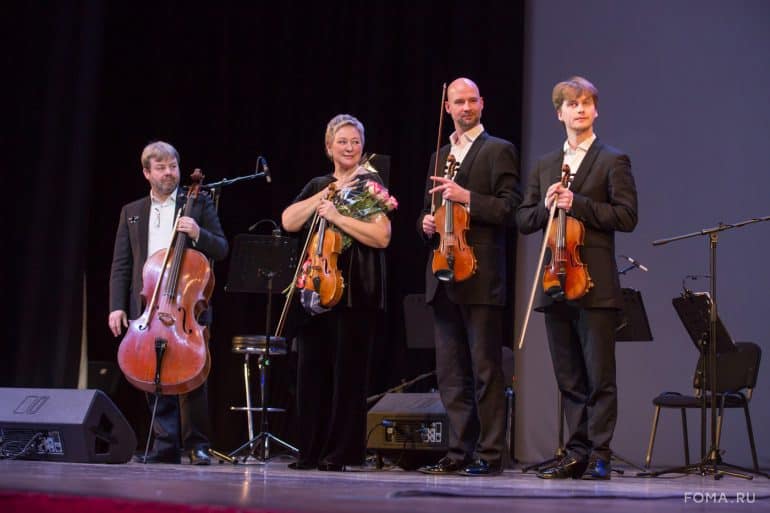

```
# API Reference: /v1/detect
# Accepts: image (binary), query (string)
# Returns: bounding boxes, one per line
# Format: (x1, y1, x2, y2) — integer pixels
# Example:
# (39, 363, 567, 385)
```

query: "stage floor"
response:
(1, 457, 769, 513)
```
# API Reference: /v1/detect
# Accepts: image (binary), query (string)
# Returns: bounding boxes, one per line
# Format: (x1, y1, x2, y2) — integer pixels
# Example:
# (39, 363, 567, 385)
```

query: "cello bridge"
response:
(158, 312, 176, 326)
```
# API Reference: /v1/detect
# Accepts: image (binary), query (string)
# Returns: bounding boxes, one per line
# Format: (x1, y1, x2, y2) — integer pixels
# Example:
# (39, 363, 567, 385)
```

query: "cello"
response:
(429, 83, 477, 282)
(118, 169, 213, 395)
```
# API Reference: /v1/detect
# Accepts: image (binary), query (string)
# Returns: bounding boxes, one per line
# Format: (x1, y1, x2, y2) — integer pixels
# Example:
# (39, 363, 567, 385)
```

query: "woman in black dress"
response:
(281, 114, 393, 471)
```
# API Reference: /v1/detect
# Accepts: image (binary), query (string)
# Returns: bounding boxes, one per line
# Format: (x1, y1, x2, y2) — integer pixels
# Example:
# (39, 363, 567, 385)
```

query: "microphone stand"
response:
(188, 162, 270, 223)
(196, 160, 270, 464)
(646, 215, 770, 480)
(199, 167, 270, 192)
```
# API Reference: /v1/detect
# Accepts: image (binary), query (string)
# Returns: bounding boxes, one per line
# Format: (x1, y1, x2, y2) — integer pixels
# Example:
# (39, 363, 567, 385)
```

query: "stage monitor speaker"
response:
(367, 392, 448, 452)
(367, 392, 448, 470)
(0, 387, 137, 463)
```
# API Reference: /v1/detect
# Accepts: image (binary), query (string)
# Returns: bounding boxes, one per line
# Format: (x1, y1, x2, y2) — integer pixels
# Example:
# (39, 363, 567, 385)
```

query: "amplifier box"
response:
(366, 392, 448, 451)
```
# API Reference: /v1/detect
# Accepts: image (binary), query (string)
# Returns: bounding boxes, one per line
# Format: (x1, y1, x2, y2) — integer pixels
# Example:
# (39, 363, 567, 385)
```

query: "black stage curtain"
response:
(5, 0, 523, 452)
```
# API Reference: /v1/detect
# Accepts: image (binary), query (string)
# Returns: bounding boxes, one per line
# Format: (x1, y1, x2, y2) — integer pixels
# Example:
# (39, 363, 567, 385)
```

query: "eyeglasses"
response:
(153, 207, 161, 228)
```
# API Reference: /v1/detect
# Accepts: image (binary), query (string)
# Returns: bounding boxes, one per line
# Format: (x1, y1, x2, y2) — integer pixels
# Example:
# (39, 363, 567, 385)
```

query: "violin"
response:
(542, 164, 593, 300)
(431, 154, 477, 282)
(117, 169, 213, 395)
(517, 164, 593, 349)
(298, 183, 345, 308)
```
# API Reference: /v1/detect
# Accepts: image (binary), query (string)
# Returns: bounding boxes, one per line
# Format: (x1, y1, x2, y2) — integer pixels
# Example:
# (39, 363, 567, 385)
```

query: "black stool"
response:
(228, 334, 298, 463)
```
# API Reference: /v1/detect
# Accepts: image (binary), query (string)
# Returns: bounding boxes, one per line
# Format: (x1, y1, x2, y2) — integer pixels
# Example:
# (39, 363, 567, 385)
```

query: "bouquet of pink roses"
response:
(332, 178, 398, 250)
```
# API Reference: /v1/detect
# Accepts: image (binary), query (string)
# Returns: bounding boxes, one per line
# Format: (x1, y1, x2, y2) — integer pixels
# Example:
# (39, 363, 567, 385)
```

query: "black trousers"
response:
(295, 307, 374, 466)
(544, 304, 618, 461)
(148, 381, 212, 455)
(432, 285, 506, 466)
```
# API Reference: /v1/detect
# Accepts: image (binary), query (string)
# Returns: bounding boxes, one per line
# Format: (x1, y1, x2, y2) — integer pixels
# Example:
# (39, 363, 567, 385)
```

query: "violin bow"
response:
(274, 182, 339, 338)
(430, 82, 447, 215)
(516, 164, 571, 349)
(274, 209, 320, 339)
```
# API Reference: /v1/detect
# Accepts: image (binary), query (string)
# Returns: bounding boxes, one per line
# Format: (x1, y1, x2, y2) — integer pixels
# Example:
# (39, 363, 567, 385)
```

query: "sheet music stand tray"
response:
(616, 288, 653, 342)
(222, 233, 299, 463)
(225, 234, 297, 294)
(673, 292, 734, 354)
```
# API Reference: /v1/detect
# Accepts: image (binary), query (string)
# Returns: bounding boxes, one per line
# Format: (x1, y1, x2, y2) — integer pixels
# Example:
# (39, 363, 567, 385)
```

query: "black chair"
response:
(644, 342, 762, 472)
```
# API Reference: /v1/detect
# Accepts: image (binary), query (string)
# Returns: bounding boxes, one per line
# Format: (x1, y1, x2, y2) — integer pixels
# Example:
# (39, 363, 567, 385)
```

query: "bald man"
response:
(417, 78, 521, 476)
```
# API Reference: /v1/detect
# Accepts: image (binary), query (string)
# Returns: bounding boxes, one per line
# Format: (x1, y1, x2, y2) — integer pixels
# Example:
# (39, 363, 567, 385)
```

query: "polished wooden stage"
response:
(1, 457, 769, 513)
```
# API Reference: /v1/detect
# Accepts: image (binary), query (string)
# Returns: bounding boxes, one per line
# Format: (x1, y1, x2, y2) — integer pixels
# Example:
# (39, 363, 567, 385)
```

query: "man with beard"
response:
(108, 141, 228, 465)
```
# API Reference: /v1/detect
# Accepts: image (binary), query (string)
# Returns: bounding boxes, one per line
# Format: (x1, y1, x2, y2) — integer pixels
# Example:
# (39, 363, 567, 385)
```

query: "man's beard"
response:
(456, 115, 479, 131)
(157, 178, 178, 195)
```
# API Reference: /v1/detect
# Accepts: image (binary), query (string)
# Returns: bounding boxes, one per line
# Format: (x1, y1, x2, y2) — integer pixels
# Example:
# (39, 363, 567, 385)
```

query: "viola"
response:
(117, 169, 213, 395)
(298, 183, 345, 308)
(542, 164, 593, 300)
(431, 154, 477, 282)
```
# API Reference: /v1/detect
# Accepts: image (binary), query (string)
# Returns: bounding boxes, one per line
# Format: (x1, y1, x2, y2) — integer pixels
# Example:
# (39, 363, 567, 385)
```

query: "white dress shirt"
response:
(147, 188, 178, 258)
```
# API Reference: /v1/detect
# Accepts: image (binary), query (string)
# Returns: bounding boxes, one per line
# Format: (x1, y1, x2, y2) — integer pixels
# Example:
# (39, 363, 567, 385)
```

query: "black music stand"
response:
(673, 292, 733, 354)
(639, 291, 743, 478)
(673, 292, 734, 462)
(644, 216, 770, 480)
(221, 233, 299, 463)
(224, 233, 297, 294)
(616, 288, 653, 343)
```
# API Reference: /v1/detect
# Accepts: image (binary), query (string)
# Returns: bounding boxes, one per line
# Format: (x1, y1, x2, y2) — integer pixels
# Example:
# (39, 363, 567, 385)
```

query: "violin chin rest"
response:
(545, 286, 565, 301)
(435, 270, 454, 283)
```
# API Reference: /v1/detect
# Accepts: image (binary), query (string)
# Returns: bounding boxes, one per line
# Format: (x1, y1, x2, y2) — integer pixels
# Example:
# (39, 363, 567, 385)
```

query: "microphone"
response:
(619, 254, 648, 272)
(259, 156, 271, 183)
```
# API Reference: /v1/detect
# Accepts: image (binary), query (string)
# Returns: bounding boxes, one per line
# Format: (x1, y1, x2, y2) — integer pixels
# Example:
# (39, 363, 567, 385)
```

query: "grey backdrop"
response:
(514, 0, 770, 468)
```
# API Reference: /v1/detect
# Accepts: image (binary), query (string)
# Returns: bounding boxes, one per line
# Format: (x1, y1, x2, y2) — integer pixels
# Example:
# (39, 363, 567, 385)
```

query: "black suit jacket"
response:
(418, 131, 521, 306)
(109, 189, 228, 319)
(516, 139, 638, 310)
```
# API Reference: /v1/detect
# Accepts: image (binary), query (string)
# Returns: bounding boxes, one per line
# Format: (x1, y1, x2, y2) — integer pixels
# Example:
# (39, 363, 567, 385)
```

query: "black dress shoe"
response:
(288, 461, 317, 470)
(457, 459, 502, 476)
(134, 451, 181, 464)
(418, 456, 466, 475)
(317, 461, 345, 472)
(188, 447, 212, 466)
(582, 457, 611, 480)
(536, 456, 587, 479)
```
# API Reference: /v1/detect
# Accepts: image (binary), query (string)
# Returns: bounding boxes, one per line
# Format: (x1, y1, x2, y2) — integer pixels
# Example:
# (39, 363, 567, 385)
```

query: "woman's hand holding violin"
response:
(317, 198, 341, 224)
